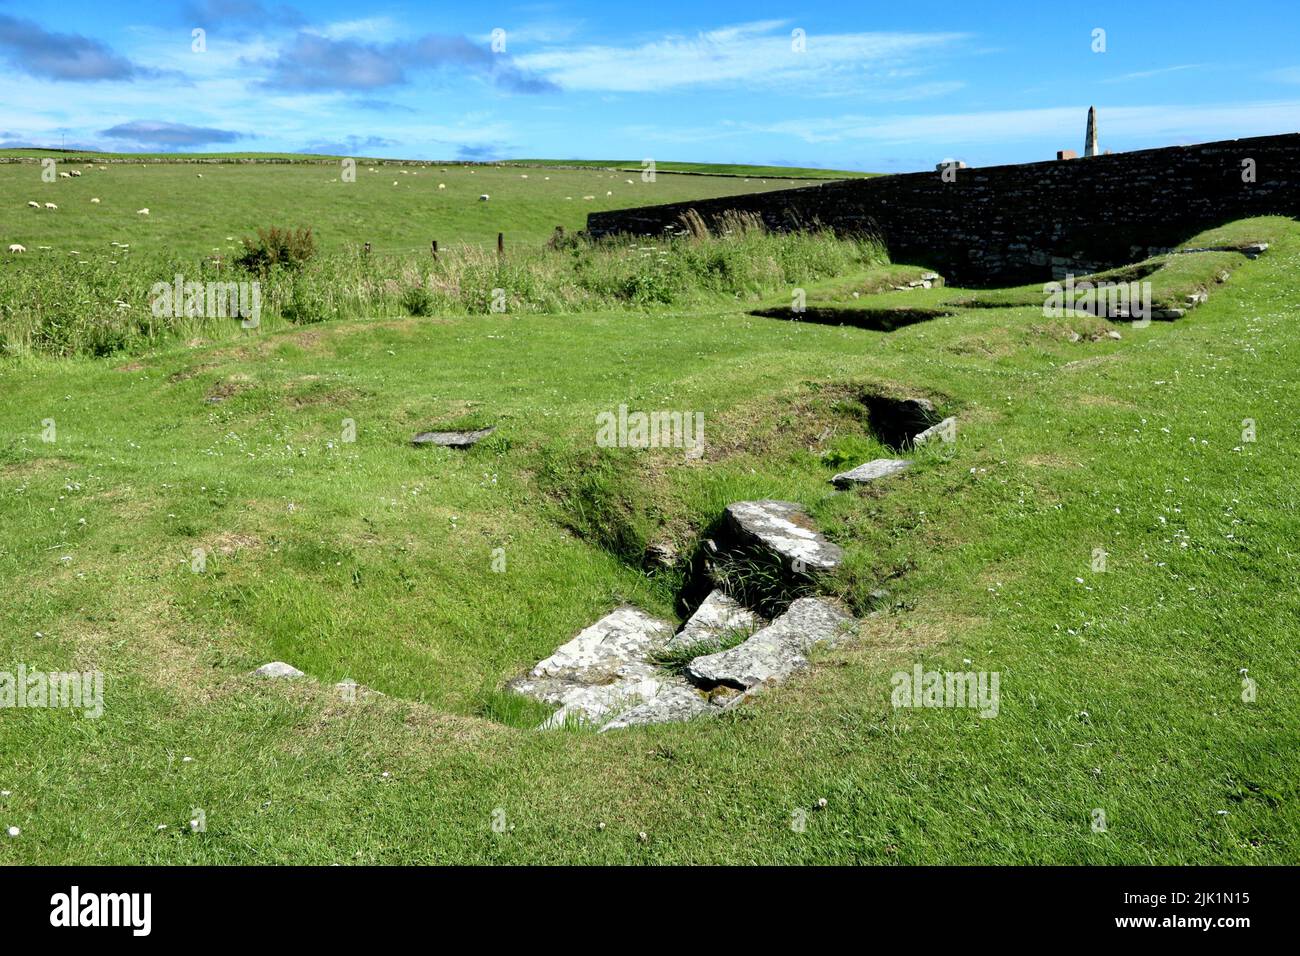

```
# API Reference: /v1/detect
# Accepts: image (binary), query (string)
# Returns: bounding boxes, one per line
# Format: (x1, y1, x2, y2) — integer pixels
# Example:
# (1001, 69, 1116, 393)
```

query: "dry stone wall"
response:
(586, 133, 1300, 285)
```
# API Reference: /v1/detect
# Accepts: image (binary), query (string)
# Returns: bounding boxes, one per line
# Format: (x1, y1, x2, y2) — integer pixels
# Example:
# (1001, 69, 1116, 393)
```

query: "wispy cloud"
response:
(513, 20, 967, 93)
(1102, 64, 1204, 83)
(252, 31, 558, 94)
(181, 0, 303, 30)
(294, 133, 396, 154)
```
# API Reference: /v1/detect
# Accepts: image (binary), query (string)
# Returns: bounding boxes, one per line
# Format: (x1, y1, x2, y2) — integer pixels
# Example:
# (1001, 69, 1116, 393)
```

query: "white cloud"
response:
(514, 20, 967, 93)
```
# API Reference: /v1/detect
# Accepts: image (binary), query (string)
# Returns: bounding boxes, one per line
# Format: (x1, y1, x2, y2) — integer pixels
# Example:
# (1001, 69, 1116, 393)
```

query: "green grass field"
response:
(0, 157, 1296, 864)
(0, 155, 814, 257)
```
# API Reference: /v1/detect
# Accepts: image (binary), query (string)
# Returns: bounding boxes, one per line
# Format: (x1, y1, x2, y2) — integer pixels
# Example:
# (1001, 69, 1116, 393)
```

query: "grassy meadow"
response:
(0, 154, 811, 257)
(0, 156, 1296, 864)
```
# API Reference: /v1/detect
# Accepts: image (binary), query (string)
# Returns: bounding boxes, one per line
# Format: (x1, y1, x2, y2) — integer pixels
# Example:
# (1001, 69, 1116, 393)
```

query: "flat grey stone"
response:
(723, 500, 843, 573)
(525, 606, 672, 683)
(523, 670, 668, 728)
(663, 589, 761, 653)
(597, 678, 712, 731)
(911, 416, 957, 448)
(411, 427, 495, 448)
(830, 458, 911, 488)
(685, 597, 856, 690)
(508, 606, 677, 727)
(252, 661, 305, 678)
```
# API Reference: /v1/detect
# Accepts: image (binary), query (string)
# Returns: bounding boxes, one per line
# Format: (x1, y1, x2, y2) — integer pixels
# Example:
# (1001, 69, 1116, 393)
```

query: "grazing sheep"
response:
(70, 170, 81, 177)
(59, 172, 71, 179)
(392, 181, 398, 186)
(438, 183, 446, 189)
(136, 208, 149, 215)
(90, 198, 100, 203)
(606, 190, 612, 196)
(479, 194, 490, 201)
(26, 201, 39, 208)
(626, 179, 634, 184)
(44, 203, 57, 210)
(7, 244, 26, 254)
(196, 173, 203, 178)
(520, 174, 528, 179)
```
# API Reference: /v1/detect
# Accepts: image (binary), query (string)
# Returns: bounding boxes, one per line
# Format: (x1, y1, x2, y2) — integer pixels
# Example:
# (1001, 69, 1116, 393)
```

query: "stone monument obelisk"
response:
(1084, 106, 1099, 157)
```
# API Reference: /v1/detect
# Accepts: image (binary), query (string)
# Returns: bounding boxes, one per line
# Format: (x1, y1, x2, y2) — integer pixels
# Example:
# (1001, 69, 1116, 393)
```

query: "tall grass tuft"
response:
(0, 221, 887, 358)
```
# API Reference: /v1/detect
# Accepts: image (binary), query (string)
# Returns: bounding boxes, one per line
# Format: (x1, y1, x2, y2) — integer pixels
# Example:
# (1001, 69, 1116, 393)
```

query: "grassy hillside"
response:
(0, 159, 813, 258)
(505, 159, 875, 179)
(0, 209, 1295, 864)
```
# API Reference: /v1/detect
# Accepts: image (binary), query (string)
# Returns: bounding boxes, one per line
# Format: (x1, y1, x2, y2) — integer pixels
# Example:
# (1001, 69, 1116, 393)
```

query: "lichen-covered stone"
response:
(526, 606, 672, 683)
(411, 427, 495, 448)
(830, 458, 911, 488)
(508, 606, 676, 728)
(663, 590, 760, 653)
(723, 500, 843, 573)
(252, 661, 305, 678)
(912, 417, 957, 448)
(685, 597, 856, 690)
(597, 679, 711, 731)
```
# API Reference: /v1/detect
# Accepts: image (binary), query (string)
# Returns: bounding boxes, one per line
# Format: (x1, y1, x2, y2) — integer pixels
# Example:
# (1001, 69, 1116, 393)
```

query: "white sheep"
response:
(90, 198, 100, 203)
(26, 201, 39, 208)
(438, 183, 446, 189)
(59, 172, 71, 179)
(7, 244, 26, 253)
(136, 208, 149, 215)
(70, 170, 82, 177)
(479, 194, 490, 201)
(44, 203, 57, 210)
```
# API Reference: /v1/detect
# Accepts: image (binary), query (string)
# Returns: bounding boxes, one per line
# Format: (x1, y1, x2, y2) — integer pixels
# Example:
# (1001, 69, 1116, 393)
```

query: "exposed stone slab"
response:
(911, 416, 957, 448)
(723, 500, 843, 573)
(411, 426, 495, 448)
(517, 669, 666, 729)
(526, 606, 672, 683)
(830, 458, 911, 488)
(507, 606, 677, 728)
(597, 678, 712, 731)
(663, 589, 761, 653)
(685, 597, 856, 690)
(252, 661, 305, 678)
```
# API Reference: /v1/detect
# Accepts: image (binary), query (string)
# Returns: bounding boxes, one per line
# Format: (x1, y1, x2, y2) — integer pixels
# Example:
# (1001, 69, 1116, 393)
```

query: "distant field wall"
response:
(586, 133, 1300, 285)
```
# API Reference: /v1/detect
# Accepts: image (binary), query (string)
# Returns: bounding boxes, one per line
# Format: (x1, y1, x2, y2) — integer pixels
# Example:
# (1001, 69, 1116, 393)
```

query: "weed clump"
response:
(235, 226, 316, 274)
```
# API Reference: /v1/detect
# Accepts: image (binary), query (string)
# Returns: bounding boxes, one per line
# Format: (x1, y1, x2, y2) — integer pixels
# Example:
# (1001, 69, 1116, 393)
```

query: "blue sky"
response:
(2, 0, 1298, 171)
